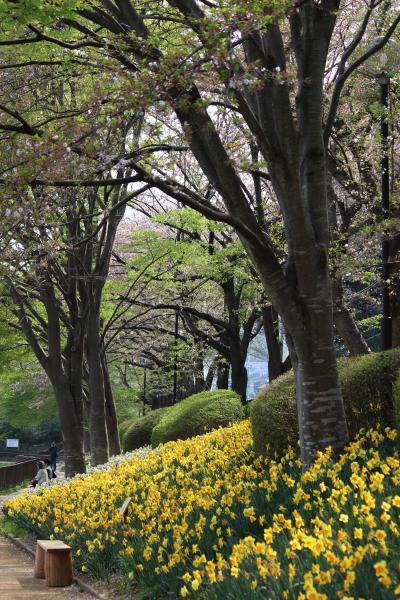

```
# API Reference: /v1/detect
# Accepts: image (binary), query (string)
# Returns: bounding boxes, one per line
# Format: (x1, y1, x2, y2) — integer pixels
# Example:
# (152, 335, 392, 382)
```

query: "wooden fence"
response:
(0, 458, 38, 491)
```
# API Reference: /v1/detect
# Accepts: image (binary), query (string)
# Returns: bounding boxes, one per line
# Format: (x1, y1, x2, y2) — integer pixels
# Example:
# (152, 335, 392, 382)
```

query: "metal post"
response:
(380, 76, 392, 351)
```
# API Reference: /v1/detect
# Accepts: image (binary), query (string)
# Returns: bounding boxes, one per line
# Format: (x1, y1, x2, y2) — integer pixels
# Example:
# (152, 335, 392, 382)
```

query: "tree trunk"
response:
(230, 356, 248, 403)
(390, 246, 400, 348)
(101, 354, 121, 456)
(393, 313, 400, 348)
(53, 378, 86, 477)
(262, 305, 284, 381)
(216, 360, 229, 389)
(205, 357, 217, 390)
(289, 283, 349, 468)
(332, 279, 370, 355)
(194, 355, 205, 392)
(86, 309, 109, 466)
(294, 343, 348, 468)
(230, 338, 248, 403)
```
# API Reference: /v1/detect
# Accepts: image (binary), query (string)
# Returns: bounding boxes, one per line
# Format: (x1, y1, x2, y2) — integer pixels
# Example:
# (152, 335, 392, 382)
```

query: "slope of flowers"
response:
(4, 422, 400, 599)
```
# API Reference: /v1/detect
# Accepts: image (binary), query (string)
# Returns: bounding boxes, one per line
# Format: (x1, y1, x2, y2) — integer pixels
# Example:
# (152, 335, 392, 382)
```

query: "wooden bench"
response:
(34, 539, 73, 587)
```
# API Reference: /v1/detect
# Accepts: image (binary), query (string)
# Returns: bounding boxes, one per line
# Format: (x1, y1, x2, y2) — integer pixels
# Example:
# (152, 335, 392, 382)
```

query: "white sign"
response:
(119, 497, 132, 519)
(6, 439, 19, 448)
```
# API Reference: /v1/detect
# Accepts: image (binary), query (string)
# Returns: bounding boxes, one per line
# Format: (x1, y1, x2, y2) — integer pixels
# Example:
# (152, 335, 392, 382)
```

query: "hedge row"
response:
(121, 390, 244, 451)
(250, 348, 400, 455)
(151, 389, 243, 447)
(122, 408, 169, 451)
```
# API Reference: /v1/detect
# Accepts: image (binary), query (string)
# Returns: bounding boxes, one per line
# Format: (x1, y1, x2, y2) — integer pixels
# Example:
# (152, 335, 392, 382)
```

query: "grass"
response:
(0, 514, 31, 538)
(0, 480, 30, 496)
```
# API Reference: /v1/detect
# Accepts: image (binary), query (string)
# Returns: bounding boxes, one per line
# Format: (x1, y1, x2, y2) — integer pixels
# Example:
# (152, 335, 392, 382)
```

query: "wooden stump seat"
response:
(34, 539, 73, 587)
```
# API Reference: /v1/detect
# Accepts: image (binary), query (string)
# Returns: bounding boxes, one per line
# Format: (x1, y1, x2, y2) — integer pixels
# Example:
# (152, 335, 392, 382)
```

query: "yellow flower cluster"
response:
(4, 423, 400, 599)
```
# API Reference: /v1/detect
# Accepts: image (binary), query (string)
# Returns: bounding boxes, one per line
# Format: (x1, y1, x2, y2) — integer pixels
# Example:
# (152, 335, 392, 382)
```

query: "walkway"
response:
(0, 537, 93, 599)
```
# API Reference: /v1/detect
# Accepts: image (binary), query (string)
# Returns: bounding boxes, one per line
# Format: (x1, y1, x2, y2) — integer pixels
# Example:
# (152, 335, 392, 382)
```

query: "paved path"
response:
(0, 537, 93, 599)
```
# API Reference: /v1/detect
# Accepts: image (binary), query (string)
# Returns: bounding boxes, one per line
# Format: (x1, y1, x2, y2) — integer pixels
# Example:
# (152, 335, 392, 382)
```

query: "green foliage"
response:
(250, 370, 298, 455)
(0, 368, 57, 427)
(119, 416, 137, 441)
(0, 418, 62, 451)
(122, 408, 170, 452)
(251, 349, 400, 455)
(0, 514, 30, 538)
(151, 390, 244, 447)
(0, 479, 30, 497)
(0, 0, 82, 27)
(0, 307, 57, 427)
(113, 386, 143, 424)
(0, 311, 30, 370)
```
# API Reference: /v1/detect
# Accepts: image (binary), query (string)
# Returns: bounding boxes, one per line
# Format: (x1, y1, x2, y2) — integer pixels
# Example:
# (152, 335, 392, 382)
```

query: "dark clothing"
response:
(49, 447, 57, 473)
(46, 466, 56, 480)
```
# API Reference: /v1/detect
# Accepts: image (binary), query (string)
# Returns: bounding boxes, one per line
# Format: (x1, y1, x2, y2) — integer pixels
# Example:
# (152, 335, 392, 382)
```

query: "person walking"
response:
(49, 442, 57, 474)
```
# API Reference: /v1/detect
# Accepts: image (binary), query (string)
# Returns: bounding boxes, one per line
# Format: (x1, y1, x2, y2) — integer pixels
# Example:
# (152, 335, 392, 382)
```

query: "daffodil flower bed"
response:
(4, 422, 400, 599)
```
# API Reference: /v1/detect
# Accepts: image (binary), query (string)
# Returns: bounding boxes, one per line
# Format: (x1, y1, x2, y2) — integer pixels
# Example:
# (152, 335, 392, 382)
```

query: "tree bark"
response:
(332, 279, 370, 355)
(101, 353, 121, 456)
(194, 354, 205, 392)
(53, 376, 86, 477)
(262, 305, 284, 381)
(392, 275, 400, 348)
(216, 360, 229, 389)
(9, 279, 87, 477)
(289, 272, 349, 467)
(86, 309, 109, 466)
(393, 312, 400, 348)
(230, 342, 248, 403)
(204, 356, 217, 390)
(390, 238, 400, 348)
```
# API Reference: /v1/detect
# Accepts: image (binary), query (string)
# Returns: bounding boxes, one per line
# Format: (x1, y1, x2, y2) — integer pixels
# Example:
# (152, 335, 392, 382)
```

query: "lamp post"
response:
(364, 38, 400, 351)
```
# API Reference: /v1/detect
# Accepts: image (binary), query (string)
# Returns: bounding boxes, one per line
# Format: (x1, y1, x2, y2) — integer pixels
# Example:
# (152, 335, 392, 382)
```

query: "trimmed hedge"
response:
(151, 390, 244, 447)
(122, 407, 170, 451)
(251, 348, 400, 456)
(119, 418, 135, 440)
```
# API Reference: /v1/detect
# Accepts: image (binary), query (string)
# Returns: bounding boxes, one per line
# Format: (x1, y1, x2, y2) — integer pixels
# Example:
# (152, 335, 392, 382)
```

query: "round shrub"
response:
(123, 407, 170, 451)
(119, 418, 135, 441)
(251, 348, 400, 456)
(151, 390, 244, 447)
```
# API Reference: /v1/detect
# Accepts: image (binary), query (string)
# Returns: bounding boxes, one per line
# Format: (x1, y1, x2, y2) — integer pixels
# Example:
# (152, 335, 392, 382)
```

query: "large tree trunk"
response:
(53, 377, 86, 477)
(86, 309, 109, 466)
(101, 354, 121, 456)
(290, 274, 349, 467)
(294, 342, 347, 467)
(332, 279, 370, 356)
